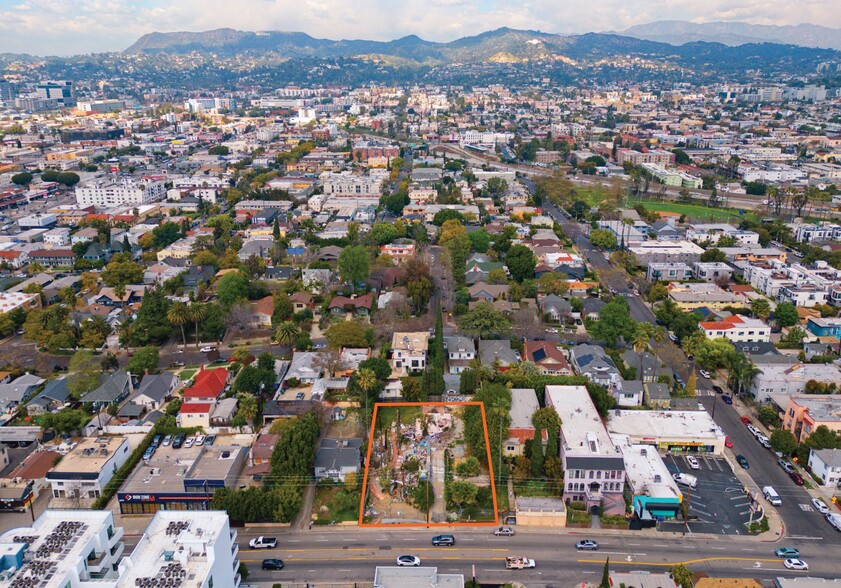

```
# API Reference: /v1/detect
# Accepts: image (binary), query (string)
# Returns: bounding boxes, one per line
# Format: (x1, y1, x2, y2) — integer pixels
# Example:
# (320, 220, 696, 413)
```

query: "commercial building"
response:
(607, 410, 727, 454)
(117, 510, 242, 588)
(373, 566, 464, 588)
(0, 510, 125, 587)
(546, 385, 626, 515)
(700, 315, 772, 343)
(615, 439, 682, 521)
(75, 178, 167, 208)
(0, 291, 41, 315)
(46, 436, 130, 501)
(751, 363, 841, 402)
(781, 395, 841, 443)
(118, 444, 247, 514)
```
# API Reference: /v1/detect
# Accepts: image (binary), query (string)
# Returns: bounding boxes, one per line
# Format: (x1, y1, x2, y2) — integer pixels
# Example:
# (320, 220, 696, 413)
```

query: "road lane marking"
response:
(578, 557, 780, 567)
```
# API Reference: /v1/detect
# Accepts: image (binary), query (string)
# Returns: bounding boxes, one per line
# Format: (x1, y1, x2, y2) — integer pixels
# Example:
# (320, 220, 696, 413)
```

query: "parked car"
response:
(722, 395, 733, 404)
(712, 385, 724, 394)
(741, 416, 752, 425)
(725, 437, 733, 448)
(249, 536, 278, 549)
(747, 424, 759, 436)
(545, 328, 558, 334)
(184, 437, 194, 449)
(431, 535, 455, 546)
(200, 346, 215, 353)
(195, 434, 206, 446)
(396, 555, 421, 567)
(736, 454, 750, 469)
(493, 527, 515, 536)
(575, 540, 599, 551)
(205, 435, 216, 445)
(778, 459, 796, 474)
(162, 434, 173, 447)
(789, 471, 805, 486)
(775, 547, 800, 558)
(172, 434, 186, 449)
(142, 446, 156, 460)
(261, 559, 284, 570)
(151, 434, 163, 448)
(699, 369, 711, 379)
(784, 558, 809, 570)
(812, 498, 830, 514)
(296, 392, 305, 400)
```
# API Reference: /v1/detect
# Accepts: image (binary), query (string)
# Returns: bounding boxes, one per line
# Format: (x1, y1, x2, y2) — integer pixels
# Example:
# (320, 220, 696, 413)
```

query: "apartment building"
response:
(808, 449, 841, 489)
(627, 240, 704, 266)
(700, 315, 771, 343)
(692, 262, 734, 283)
(546, 385, 626, 515)
(46, 436, 130, 501)
(751, 363, 841, 402)
(647, 262, 693, 282)
(687, 224, 760, 246)
(617, 148, 675, 166)
(75, 178, 167, 208)
(782, 395, 841, 443)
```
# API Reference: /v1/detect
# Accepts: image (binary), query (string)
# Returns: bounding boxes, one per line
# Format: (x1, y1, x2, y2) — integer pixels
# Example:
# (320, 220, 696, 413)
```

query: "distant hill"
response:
(619, 21, 841, 51)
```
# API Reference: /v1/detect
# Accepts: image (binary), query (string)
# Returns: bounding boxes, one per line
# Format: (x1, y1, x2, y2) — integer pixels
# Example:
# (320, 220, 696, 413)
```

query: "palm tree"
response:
(356, 367, 378, 431)
(113, 283, 127, 310)
(167, 302, 190, 347)
(187, 303, 208, 347)
(736, 360, 762, 397)
(235, 393, 258, 427)
(274, 321, 299, 351)
(87, 316, 112, 339)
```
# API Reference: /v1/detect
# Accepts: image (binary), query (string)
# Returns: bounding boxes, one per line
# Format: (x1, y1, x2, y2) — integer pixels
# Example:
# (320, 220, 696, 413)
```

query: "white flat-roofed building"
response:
(545, 385, 625, 514)
(607, 410, 726, 454)
(0, 509, 125, 587)
(647, 262, 692, 282)
(321, 170, 386, 197)
(750, 363, 841, 403)
(43, 227, 70, 247)
(692, 262, 734, 283)
(117, 510, 241, 588)
(627, 240, 704, 267)
(46, 436, 130, 501)
(614, 437, 682, 521)
(699, 314, 772, 343)
(373, 566, 464, 588)
(687, 224, 759, 246)
(75, 178, 167, 208)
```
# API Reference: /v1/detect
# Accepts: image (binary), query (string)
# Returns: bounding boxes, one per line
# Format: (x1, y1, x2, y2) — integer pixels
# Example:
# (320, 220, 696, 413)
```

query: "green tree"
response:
(770, 429, 797, 454)
(446, 480, 479, 508)
(101, 258, 143, 287)
(67, 350, 101, 400)
(647, 282, 669, 302)
(151, 222, 183, 249)
(132, 287, 173, 346)
(370, 223, 399, 245)
(600, 558, 611, 588)
(695, 337, 736, 370)
(700, 248, 726, 263)
(750, 298, 771, 321)
(337, 245, 370, 290)
(167, 302, 190, 347)
(506, 244, 536, 283)
(757, 405, 780, 428)
(11, 172, 33, 186)
(187, 303, 209, 347)
(274, 321, 300, 349)
(459, 302, 511, 338)
(234, 393, 259, 426)
(455, 456, 481, 477)
(468, 229, 490, 254)
(586, 297, 637, 346)
(127, 346, 160, 375)
(530, 426, 545, 477)
(589, 229, 617, 250)
(672, 149, 691, 165)
(433, 209, 466, 226)
(324, 321, 374, 349)
(670, 564, 693, 588)
(413, 479, 434, 513)
(400, 376, 425, 401)
(217, 271, 250, 307)
(774, 302, 799, 327)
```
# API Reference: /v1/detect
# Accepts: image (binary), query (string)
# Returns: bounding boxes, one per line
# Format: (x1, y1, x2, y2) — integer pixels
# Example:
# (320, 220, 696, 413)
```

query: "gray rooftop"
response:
(812, 448, 841, 469)
(373, 566, 464, 588)
(509, 388, 539, 430)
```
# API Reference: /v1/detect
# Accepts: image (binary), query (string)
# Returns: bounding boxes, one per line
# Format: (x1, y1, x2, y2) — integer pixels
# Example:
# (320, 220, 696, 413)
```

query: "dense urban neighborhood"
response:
(1, 35, 841, 588)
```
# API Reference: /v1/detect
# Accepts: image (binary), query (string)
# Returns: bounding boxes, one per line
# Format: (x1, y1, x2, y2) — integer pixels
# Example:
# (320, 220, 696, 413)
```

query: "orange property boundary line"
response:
(358, 401, 499, 528)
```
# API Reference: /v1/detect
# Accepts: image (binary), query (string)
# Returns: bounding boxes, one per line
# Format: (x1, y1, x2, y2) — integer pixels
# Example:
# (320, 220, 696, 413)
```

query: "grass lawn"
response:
(512, 479, 559, 498)
(313, 484, 361, 524)
(178, 368, 197, 380)
(495, 483, 509, 511)
(631, 200, 757, 223)
(375, 405, 423, 428)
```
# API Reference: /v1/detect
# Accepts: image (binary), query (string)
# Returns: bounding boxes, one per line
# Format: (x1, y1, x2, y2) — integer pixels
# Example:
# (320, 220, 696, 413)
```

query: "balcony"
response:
(107, 526, 124, 546)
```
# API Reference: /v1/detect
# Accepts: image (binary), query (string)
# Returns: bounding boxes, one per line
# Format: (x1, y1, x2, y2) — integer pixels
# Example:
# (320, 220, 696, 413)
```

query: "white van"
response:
(672, 473, 698, 489)
(763, 486, 782, 506)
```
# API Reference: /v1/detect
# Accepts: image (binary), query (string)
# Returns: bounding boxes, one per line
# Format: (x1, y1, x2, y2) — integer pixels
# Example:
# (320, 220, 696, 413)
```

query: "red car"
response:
(789, 471, 805, 486)
(725, 437, 733, 448)
(741, 416, 752, 425)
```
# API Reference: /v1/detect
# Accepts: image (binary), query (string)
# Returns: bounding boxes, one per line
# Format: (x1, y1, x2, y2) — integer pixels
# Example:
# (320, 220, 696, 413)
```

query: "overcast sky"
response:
(0, 0, 839, 56)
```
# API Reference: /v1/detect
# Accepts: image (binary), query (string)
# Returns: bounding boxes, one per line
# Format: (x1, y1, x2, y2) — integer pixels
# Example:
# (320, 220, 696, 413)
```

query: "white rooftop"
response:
(509, 388, 539, 430)
(545, 385, 616, 457)
(608, 410, 725, 441)
(373, 566, 464, 588)
(613, 437, 682, 501)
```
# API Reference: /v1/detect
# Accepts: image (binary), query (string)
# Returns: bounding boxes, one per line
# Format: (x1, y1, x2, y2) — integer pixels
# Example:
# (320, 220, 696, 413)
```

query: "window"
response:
(507, 446, 515, 452)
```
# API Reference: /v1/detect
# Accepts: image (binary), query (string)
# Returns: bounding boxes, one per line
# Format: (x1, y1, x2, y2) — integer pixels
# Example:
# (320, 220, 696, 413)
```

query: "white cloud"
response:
(0, 0, 838, 55)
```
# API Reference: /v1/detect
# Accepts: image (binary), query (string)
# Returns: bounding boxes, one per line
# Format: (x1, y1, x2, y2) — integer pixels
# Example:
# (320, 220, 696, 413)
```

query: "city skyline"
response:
(0, 0, 840, 56)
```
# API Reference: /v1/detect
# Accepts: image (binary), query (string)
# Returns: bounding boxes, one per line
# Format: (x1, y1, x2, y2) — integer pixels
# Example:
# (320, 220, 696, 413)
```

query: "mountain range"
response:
(123, 26, 840, 68)
(619, 21, 841, 51)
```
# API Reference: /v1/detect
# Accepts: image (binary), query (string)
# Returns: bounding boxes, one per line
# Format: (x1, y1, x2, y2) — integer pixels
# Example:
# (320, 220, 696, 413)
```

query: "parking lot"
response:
(660, 453, 756, 535)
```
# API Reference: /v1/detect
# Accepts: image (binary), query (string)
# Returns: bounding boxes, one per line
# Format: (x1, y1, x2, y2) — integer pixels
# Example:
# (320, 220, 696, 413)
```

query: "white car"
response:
(200, 346, 215, 353)
(812, 498, 830, 514)
(195, 434, 206, 446)
(686, 456, 701, 470)
(249, 536, 277, 549)
(545, 328, 559, 334)
(784, 558, 809, 571)
(699, 369, 711, 379)
(396, 555, 421, 567)
(184, 437, 194, 449)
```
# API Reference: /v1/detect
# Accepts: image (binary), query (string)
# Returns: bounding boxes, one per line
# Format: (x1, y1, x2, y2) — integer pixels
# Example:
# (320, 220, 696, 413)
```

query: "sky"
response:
(0, 0, 839, 56)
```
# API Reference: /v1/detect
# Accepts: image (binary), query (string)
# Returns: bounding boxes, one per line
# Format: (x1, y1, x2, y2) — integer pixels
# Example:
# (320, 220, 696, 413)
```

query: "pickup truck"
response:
(505, 557, 536, 569)
(249, 536, 278, 549)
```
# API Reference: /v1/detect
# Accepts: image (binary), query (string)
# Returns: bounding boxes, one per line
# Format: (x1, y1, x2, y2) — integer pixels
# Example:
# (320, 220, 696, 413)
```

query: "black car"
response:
(712, 385, 724, 395)
(736, 454, 750, 469)
(172, 433, 186, 448)
(262, 558, 284, 570)
(431, 534, 455, 546)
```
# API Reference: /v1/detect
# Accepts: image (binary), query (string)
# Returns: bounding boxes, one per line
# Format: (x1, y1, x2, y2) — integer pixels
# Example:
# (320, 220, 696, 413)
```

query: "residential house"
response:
(328, 293, 375, 317)
(467, 282, 509, 302)
(28, 249, 75, 268)
(250, 296, 275, 329)
(314, 438, 363, 482)
(541, 295, 572, 322)
(465, 260, 504, 285)
(0, 373, 45, 412)
(644, 383, 672, 408)
(290, 292, 314, 313)
(807, 449, 841, 488)
(581, 297, 606, 321)
(129, 373, 179, 411)
(523, 340, 572, 375)
(504, 388, 540, 457)
(444, 336, 475, 374)
(621, 350, 670, 383)
(211, 397, 238, 426)
(338, 348, 371, 376)
(302, 268, 333, 292)
(80, 371, 133, 409)
(478, 340, 521, 370)
(614, 380, 644, 407)
(651, 219, 682, 241)
(247, 432, 279, 479)
(26, 378, 70, 415)
(806, 317, 841, 338)
(182, 265, 215, 287)
(182, 366, 229, 404)
(391, 332, 430, 375)
(178, 402, 214, 429)
(380, 240, 416, 263)
(264, 266, 295, 282)
(285, 352, 323, 384)
(570, 344, 621, 389)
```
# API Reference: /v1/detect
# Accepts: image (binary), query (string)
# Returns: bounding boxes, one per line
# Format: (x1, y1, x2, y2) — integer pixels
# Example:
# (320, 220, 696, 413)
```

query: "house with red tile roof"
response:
(178, 402, 214, 428)
(182, 366, 229, 404)
(699, 314, 771, 343)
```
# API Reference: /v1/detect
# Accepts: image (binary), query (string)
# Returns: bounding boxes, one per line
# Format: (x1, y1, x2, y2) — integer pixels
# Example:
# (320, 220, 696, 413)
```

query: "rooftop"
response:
(509, 388, 539, 430)
(608, 410, 726, 441)
(373, 566, 464, 588)
(615, 439, 682, 501)
(47, 436, 128, 475)
(545, 385, 617, 457)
